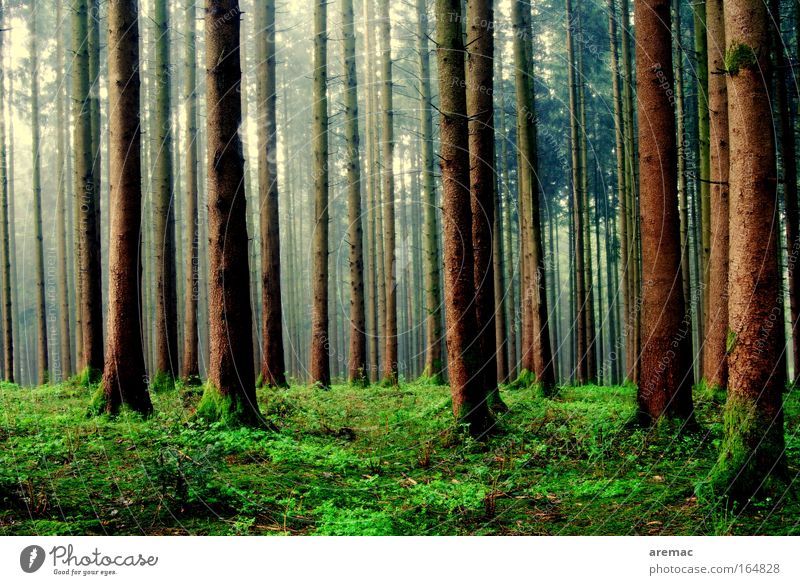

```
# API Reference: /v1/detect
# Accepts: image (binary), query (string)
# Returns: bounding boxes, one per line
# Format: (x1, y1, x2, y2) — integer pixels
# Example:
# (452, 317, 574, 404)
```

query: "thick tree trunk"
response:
(153, 0, 178, 387)
(198, 0, 259, 424)
(467, 0, 503, 404)
(710, 0, 786, 500)
(417, 0, 444, 384)
(694, 0, 710, 356)
(703, 0, 730, 390)
(181, 0, 199, 383)
(30, 1, 49, 385)
(436, 0, 491, 433)
(634, 0, 694, 422)
(309, 0, 331, 389)
(101, 0, 153, 416)
(257, 0, 288, 388)
(341, 0, 367, 385)
(379, 0, 398, 385)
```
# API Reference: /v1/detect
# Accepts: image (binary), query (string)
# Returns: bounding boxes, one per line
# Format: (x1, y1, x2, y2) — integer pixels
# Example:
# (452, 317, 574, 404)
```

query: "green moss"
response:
(255, 372, 264, 389)
(349, 369, 369, 388)
(86, 385, 109, 417)
(702, 394, 786, 505)
(726, 330, 737, 355)
(149, 371, 175, 393)
(75, 366, 102, 387)
(725, 43, 758, 75)
(195, 382, 261, 427)
(506, 369, 538, 390)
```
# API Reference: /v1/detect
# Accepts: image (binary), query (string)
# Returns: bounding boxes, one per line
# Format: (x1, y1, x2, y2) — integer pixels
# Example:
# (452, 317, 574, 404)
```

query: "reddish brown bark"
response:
(634, 0, 694, 422)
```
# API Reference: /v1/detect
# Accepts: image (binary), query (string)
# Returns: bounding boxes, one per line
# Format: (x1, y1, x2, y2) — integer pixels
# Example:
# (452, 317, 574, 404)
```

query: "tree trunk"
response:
(379, 0, 398, 385)
(341, 0, 367, 385)
(309, 0, 331, 389)
(436, 0, 491, 433)
(198, 0, 259, 424)
(73, 0, 103, 381)
(467, 0, 503, 404)
(257, 0, 288, 388)
(30, 1, 49, 385)
(57, 0, 73, 381)
(417, 0, 444, 384)
(710, 0, 786, 500)
(181, 0, 199, 383)
(634, 0, 694, 422)
(0, 0, 11, 382)
(101, 0, 153, 416)
(703, 0, 730, 390)
(153, 0, 178, 388)
(694, 0, 710, 354)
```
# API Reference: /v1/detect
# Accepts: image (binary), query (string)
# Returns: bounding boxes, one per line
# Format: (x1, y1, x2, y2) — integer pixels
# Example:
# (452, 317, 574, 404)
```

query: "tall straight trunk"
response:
(634, 0, 694, 422)
(492, 133, 508, 384)
(257, 0, 287, 388)
(620, 0, 639, 383)
(198, 0, 259, 424)
(181, 0, 199, 382)
(309, 0, 331, 388)
(153, 0, 178, 385)
(0, 0, 11, 382)
(673, 0, 691, 343)
(512, 0, 554, 391)
(436, 0, 491, 432)
(73, 0, 103, 379)
(710, 0, 786, 500)
(30, 1, 49, 385)
(417, 0, 444, 383)
(57, 0, 73, 380)
(101, 0, 153, 415)
(467, 0, 502, 402)
(363, 0, 379, 381)
(566, 0, 587, 384)
(379, 0, 398, 385)
(694, 0, 710, 345)
(341, 0, 367, 385)
(772, 0, 799, 383)
(704, 0, 730, 389)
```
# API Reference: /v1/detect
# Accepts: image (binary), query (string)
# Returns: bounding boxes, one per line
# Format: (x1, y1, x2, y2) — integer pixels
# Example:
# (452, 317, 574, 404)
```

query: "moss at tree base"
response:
(702, 394, 786, 504)
(150, 371, 175, 393)
(195, 382, 262, 427)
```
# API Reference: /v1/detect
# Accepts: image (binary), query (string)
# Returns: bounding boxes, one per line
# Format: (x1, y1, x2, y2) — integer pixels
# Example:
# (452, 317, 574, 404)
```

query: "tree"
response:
(257, 0, 288, 388)
(512, 0, 555, 392)
(694, 0, 710, 344)
(634, 0, 693, 422)
(153, 0, 178, 388)
(342, 0, 367, 385)
(436, 0, 491, 433)
(197, 0, 260, 424)
(709, 0, 786, 500)
(0, 0, 11, 383)
(73, 0, 103, 381)
(417, 0, 444, 384)
(466, 0, 503, 404)
(703, 0, 729, 390)
(100, 0, 153, 416)
(379, 0, 398, 385)
(309, 0, 331, 389)
(57, 0, 73, 380)
(30, 0, 49, 385)
(181, 0, 200, 383)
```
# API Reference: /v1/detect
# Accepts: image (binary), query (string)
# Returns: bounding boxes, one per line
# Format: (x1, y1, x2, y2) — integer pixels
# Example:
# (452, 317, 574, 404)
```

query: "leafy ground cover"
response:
(0, 379, 797, 535)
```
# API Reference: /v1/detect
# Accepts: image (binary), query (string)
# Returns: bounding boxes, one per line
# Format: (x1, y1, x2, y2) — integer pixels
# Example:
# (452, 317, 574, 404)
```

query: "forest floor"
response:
(0, 378, 798, 535)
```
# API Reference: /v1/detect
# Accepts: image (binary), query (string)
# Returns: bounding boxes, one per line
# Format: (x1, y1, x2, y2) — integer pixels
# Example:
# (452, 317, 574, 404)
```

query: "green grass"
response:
(0, 379, 797, 535)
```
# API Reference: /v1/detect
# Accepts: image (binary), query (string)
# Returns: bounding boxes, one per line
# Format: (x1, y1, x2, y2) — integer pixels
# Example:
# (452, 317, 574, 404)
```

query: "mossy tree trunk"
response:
(694, 0, 710, 364)
(101, 0, 153, 416)
(198, 0, 260, 424)
(710, 0, 786, 500)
